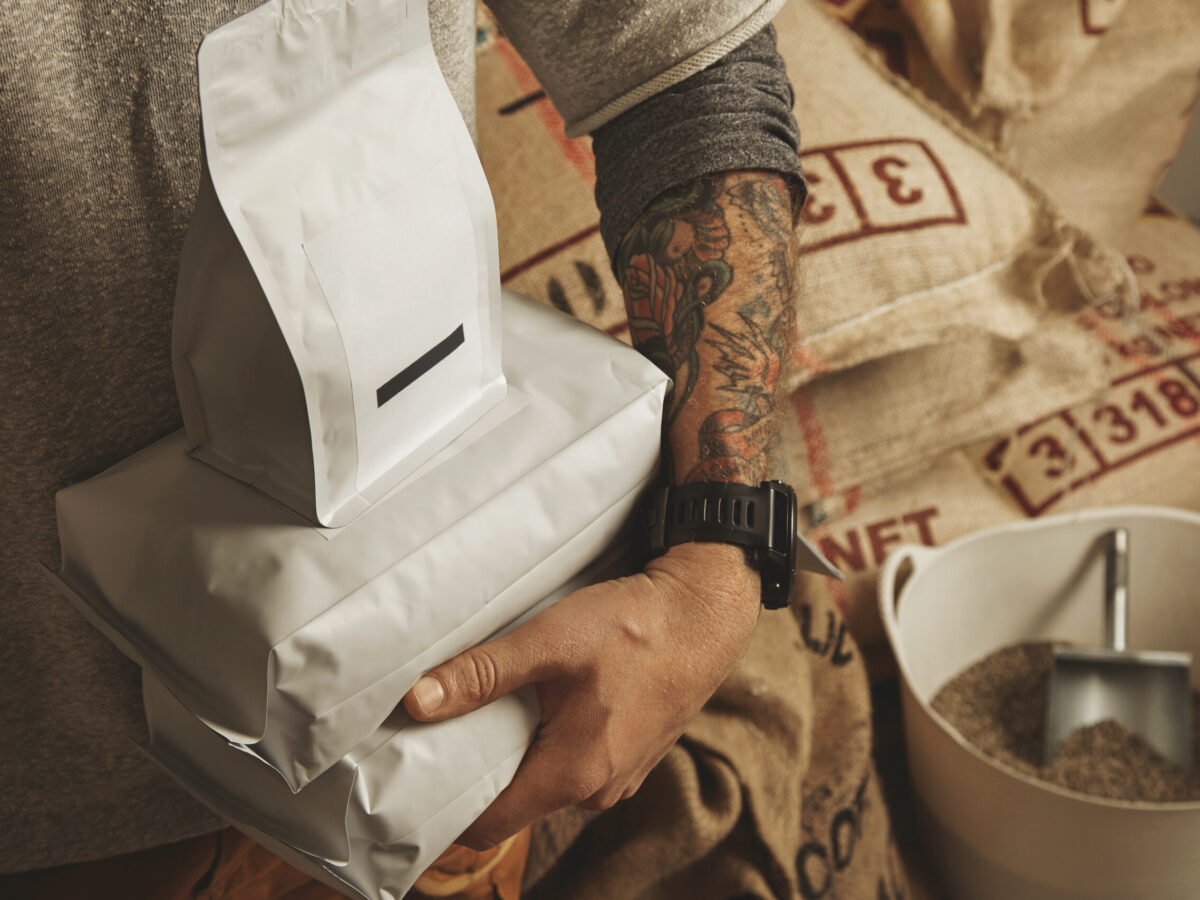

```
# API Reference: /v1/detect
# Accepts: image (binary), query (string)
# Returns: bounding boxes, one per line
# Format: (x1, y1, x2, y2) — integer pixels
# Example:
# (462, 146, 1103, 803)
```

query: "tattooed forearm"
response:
(728, 179, 792, 247)
(618, 171, 795, 485)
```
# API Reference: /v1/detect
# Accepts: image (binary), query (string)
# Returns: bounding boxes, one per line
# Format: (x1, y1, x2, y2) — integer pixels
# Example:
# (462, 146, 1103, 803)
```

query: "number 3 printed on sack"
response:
(983, 358, 1200, 515)
(798, 139, 966, 253)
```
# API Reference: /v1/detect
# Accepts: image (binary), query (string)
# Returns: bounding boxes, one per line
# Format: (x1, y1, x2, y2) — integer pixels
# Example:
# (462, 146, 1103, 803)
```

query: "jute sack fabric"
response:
(772, 0, 1130, 502)
(867, 0, 1200, 244)
(897, 0, 1124, 121)
(998, 0, 1200, 245)
(478, 1, 1132, 506)
(789, 209, 1200, 666)
(473, 8, 619, 335)
(818, 0, 991, 124)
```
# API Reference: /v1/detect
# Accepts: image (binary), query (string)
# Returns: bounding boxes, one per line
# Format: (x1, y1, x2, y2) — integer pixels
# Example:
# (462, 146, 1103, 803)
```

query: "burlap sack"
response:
(847, 0, 1200, 244)
(819, 0, 977, 119)
(474, 10, 621, 336)
(791, 209, 1200, 666)
(478, 0, 1133, 506)
(897, 0, 1126, 120)
(1000, 0, 1200, 244)
(776, 0, 1136, 502)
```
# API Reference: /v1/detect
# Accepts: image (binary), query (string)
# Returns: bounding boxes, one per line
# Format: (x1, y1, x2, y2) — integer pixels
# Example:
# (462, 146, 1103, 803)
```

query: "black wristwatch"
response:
(643, 480, 843, 609)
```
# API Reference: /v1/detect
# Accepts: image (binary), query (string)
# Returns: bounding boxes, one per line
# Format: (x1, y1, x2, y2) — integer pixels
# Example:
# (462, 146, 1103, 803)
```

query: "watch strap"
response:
(645, 481, 774, 554)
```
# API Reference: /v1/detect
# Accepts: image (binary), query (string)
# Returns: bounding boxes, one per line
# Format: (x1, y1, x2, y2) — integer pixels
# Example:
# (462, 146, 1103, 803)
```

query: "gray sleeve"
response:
(590, 24, 806, 268)
(484, 0, 787, 137)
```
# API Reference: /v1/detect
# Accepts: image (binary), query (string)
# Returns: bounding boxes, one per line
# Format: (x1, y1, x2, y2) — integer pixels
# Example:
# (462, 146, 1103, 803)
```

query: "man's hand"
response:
(402, 541, 760, 850)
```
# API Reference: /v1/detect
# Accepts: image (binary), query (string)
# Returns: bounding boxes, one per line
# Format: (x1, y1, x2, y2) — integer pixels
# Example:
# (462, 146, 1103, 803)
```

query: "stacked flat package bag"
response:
(48, 1, 669, 896)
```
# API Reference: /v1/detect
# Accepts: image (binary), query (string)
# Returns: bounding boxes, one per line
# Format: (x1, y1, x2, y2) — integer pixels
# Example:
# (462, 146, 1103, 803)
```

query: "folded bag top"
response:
(173, 0, 505, 528)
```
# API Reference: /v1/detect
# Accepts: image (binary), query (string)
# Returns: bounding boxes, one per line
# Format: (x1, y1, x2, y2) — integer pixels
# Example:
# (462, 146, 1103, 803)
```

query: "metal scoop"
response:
(1045, 527, 1193, 769)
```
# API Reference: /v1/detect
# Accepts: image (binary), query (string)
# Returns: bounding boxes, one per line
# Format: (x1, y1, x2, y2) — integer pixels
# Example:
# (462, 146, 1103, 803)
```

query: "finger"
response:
(456, 736, 597, 850)
(402, 618, 555, 723)
(619, 766, 655, 803)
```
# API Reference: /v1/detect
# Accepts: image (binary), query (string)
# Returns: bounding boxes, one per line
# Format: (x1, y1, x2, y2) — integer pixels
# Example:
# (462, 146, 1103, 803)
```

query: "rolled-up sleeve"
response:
(485, 1, 806, 267)
(486, 0, 790, 137)
(590, 24, 806, 266)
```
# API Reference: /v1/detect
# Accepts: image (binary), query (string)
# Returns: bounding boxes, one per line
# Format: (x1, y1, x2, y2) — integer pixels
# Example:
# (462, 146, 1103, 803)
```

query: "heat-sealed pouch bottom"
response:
(53, 289, 668, 792)
(139, 558, 627, 900)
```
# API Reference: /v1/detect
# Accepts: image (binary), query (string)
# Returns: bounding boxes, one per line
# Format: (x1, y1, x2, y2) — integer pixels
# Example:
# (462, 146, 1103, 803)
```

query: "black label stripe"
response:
(376, 324, 465, 408)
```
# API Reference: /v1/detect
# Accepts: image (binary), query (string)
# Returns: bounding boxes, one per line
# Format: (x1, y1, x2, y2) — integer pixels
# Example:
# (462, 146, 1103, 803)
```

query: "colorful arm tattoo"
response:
(617, 171, 795, 485)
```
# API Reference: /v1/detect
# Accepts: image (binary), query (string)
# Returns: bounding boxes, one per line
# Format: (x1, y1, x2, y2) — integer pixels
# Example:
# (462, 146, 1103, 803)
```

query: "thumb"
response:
(402, 623, 550, 723)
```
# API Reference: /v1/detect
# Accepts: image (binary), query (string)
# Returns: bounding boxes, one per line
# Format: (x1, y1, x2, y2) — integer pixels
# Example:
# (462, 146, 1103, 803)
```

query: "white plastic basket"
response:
(879, 506, 1200, 900)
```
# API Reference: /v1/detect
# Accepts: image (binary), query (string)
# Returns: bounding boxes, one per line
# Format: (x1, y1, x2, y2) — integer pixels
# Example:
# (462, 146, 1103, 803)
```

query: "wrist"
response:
(648, 541, 761, 617)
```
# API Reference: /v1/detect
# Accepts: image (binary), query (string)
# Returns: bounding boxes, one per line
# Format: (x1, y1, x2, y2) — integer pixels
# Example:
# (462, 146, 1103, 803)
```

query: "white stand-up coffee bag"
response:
(173, 0, 504, 527)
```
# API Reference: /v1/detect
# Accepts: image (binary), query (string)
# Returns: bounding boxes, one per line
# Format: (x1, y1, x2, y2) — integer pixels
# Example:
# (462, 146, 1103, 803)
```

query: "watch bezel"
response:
(755, 480, 797, 609)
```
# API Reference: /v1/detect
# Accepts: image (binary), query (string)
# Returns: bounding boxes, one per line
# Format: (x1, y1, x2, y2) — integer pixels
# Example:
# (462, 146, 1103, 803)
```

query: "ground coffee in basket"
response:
(932, 642, 1200, 803)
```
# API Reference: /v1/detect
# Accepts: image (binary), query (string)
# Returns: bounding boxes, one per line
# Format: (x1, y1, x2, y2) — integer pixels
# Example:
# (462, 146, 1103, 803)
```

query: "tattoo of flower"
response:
(618, 172, 793, 485)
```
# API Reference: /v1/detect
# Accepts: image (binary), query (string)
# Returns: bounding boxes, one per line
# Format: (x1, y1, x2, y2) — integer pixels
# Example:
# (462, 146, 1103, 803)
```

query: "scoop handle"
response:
(1105, 527, 1129, 651)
